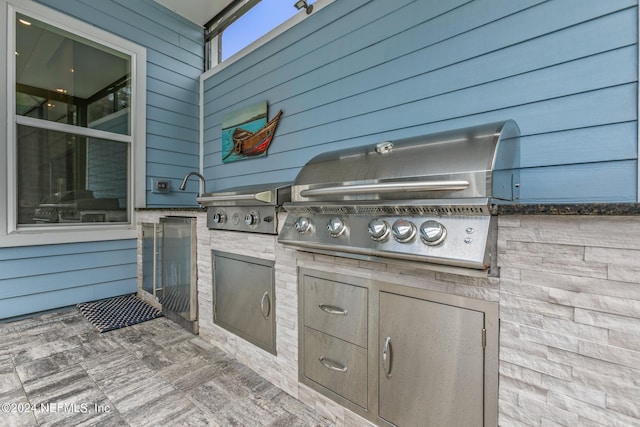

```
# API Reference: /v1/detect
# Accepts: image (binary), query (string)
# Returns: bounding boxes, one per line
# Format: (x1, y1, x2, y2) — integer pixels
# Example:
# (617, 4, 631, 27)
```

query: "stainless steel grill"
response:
(197, 182, 291, 234)
(277, 121, 520, 271)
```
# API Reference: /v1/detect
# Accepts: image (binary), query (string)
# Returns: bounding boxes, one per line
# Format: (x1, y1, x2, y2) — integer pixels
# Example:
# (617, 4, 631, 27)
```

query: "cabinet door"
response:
(379, 292, 485, 427)
(161, 217, 196, 320)
(213, 252, 276, 354)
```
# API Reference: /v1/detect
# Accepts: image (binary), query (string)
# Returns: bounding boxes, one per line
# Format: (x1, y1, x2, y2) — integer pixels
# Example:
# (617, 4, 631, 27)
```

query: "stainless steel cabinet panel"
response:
(141, 223, 158, 295)
(213, 251, 276, 354)
(160, 217, 197, 322)
(378, 291, 485, 427)
(303, 276, 367, 347)
(303, 327, 368, 409)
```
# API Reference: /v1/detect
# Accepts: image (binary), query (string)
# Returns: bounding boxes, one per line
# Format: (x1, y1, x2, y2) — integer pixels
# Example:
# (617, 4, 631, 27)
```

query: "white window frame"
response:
(0, 0, 146, 247)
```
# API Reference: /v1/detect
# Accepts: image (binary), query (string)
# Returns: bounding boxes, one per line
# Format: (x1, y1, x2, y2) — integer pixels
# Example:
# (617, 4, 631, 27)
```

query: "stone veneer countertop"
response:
(494, 203, 640, 215)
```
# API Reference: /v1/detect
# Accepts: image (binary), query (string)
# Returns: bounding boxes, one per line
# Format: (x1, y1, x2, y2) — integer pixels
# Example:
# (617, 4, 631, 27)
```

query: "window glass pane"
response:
(15, 13, 131, 135)
(221, 0, 307, 61)
(17, 125, 129, 225)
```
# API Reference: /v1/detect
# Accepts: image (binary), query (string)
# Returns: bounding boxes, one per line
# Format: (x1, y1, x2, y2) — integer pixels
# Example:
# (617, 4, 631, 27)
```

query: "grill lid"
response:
(289, 120, 520, 204)
(197, 182, 292, 207)
(278, 121, 520, 272)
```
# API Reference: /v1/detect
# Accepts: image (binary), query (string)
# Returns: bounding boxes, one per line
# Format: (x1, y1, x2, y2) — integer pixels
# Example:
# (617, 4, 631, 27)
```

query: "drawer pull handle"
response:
(382, 336, 393, 378)
(319, 356, 348, 373)
(318, 304, 348, 315)
(260, 292, 271, 319)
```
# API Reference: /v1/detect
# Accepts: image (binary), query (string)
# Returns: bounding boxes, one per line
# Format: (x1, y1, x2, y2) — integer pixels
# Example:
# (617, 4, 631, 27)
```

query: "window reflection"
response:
(17, 126, 129, 225)
(15, 13, 131, 134)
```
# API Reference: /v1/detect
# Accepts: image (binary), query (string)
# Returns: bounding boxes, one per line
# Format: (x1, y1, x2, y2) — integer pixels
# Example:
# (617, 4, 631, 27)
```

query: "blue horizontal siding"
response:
(0, 266, 135, 300)
(204, 0, 632, 115)
(0, 248, 134, 280)
(0, 239, 133, 260)
(147, 148, 198, 168)
(0, 280, 135, 320)
(147, 93, 200, 120)
(520, 161, 638, 203)
(0, 241, 137, 319)
(202, 0, 638, 203)
(147, 105, 199, 131)
(147, 120, 200, 142)
(520, 123, 637, 168)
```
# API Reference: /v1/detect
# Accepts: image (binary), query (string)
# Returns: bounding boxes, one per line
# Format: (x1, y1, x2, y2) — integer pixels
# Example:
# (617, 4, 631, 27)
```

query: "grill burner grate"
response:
(284, 204, 487, 216)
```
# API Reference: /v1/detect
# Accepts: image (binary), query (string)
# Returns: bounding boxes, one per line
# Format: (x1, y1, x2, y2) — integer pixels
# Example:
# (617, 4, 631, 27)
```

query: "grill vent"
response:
(287, 205, 487, 216)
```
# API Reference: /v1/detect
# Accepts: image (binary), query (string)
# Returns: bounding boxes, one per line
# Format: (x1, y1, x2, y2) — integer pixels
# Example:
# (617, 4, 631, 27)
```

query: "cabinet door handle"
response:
(318, 304, 348, 315)
(382, 336, 393, 378)
(260, 291, 271, 319)
(319, 356, 348, 373)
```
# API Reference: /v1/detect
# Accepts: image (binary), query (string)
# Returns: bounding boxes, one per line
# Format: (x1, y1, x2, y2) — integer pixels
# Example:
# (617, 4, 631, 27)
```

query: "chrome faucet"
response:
(179, 171, 207, 196)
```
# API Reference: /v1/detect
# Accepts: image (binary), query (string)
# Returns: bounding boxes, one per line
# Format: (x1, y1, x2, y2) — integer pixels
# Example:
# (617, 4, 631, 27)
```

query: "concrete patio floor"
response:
(0, 308, 333, 426)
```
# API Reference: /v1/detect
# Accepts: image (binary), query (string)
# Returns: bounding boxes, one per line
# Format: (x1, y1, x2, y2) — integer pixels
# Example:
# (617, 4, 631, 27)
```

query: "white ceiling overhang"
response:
(153, 0, 238, 26)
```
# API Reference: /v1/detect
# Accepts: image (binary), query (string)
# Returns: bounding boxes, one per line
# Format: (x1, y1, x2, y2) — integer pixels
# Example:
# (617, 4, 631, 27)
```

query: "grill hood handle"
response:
(299, 180, 470, 197)
(196, 190, 273, 205)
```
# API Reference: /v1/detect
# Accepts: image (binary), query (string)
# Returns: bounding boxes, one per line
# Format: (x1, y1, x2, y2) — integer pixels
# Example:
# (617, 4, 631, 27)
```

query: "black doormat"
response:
(77, 294, 163, 333)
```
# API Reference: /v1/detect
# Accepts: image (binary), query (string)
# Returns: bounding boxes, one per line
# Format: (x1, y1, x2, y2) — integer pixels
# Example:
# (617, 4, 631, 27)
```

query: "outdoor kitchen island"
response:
(136, 204, 640, 427)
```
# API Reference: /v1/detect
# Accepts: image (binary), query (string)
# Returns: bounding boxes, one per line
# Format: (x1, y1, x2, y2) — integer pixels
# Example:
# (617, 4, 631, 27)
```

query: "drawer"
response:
(303, 276, 367, 347)
(303, 327, 368, 409)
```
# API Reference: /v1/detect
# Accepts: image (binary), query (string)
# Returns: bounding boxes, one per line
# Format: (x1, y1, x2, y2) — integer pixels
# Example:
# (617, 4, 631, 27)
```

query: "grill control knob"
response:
(392, 219, 417, 243)
(231, 212, 241, 225)
(212, 212, 226, 224)
(294, 217, 312, 234)
(244, 212, 259, 226)
(420, 220, 447, 246)
(368, 219, 390, 241)
(327, 217, 346, 237)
